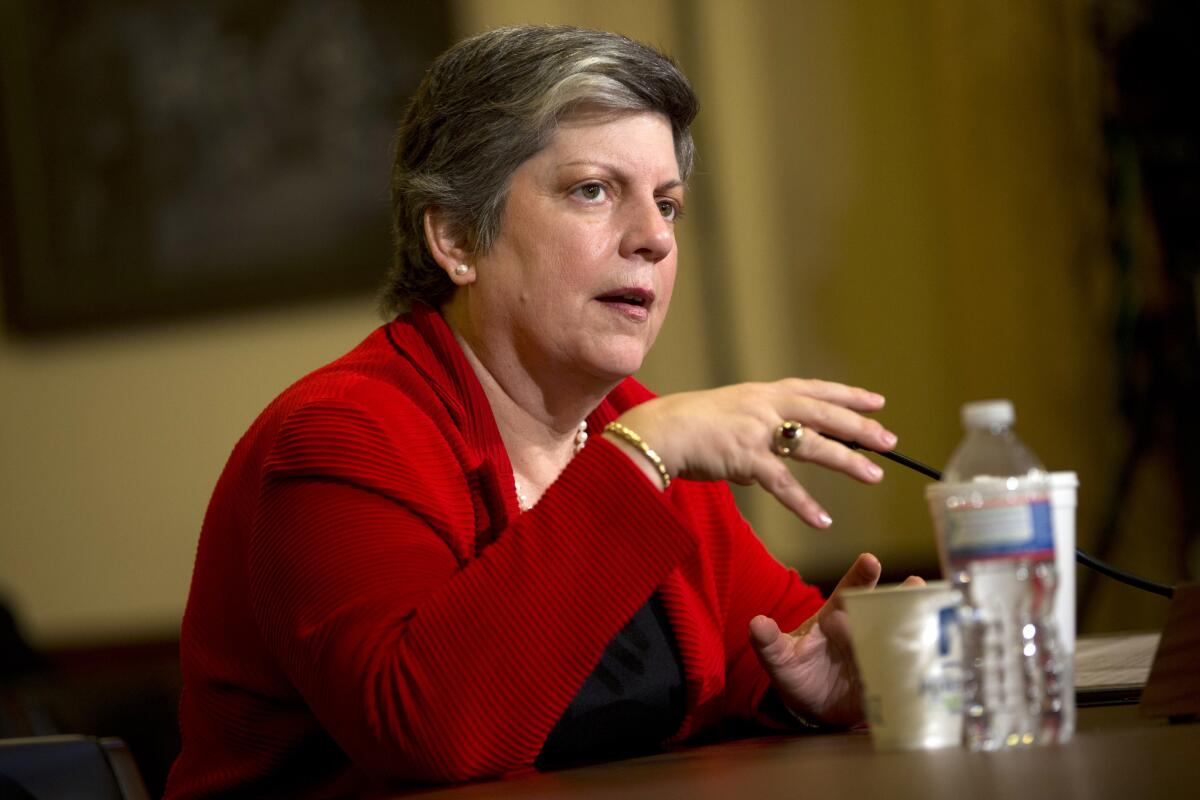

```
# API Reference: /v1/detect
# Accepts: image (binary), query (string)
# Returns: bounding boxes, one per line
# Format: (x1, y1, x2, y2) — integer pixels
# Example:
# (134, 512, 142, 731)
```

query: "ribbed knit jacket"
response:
(165, 304, 824, 798)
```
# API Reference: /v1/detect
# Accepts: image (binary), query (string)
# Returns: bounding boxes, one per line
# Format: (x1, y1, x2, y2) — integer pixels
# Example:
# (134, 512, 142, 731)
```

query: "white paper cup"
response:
(1047, 471, 1078, 742)
(842, 581, 963, 750)
(1047, 471, 1078, 655)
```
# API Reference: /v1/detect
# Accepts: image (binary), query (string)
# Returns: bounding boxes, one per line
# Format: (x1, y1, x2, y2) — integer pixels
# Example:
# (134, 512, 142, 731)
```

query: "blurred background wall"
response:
(1, 0, 1195, 658)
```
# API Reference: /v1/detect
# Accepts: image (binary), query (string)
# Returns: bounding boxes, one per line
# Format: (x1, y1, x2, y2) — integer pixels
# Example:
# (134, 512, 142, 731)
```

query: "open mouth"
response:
(595, 288, 655, 309)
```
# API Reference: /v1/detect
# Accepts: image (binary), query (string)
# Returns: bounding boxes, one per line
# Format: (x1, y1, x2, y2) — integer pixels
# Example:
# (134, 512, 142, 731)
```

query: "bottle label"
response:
(945, 496, 1054, 564)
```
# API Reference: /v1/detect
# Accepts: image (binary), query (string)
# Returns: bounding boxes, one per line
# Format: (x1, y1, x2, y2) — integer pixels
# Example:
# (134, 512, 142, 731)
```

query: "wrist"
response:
(602, 422, 671, 492)
(758, 688, 832, 732)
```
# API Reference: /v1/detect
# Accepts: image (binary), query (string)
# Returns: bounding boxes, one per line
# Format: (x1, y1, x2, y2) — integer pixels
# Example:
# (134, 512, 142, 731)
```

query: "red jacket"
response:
(166, 305, 824, 798)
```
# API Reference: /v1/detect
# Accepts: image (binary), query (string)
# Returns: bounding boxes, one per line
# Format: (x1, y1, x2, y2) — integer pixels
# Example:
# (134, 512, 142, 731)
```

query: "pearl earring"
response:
(454, 264, 470, 276)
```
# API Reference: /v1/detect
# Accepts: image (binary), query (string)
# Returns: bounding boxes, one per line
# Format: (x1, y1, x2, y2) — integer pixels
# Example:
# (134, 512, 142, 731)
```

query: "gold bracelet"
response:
(603, 422, 671, 490)
(760, 689, 829, 731)
(783, 703, 827, 731)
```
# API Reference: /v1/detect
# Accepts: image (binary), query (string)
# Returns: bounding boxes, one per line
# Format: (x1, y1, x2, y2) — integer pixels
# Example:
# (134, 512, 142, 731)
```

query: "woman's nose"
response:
(619, 199, 674, 262)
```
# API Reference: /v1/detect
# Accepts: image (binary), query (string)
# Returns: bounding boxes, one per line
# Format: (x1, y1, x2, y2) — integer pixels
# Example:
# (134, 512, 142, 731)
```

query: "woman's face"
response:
(466, 110, 683, 386)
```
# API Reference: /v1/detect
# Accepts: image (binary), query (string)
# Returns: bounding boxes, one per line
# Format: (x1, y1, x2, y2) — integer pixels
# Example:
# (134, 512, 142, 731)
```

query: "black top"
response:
(535, 593, 686, 768)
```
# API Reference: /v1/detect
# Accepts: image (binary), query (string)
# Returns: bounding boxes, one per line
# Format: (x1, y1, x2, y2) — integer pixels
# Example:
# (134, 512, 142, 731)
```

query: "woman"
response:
(166, 25, 907, 798)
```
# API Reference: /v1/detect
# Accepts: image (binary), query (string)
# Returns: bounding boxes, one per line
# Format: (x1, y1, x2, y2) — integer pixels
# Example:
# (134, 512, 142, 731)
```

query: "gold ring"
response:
(772, 420, 804, 457)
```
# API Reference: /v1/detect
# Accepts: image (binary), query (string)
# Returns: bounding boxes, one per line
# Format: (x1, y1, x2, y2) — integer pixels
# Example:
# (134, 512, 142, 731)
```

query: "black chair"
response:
(0, 735, 149, 800)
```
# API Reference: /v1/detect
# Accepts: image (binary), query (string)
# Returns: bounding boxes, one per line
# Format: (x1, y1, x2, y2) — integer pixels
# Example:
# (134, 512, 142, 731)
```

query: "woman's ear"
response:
(423, 207, 475, 285)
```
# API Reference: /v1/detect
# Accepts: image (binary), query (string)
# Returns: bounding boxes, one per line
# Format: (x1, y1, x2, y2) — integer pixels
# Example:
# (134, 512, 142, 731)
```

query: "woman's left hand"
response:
(749, 553, 924, 727)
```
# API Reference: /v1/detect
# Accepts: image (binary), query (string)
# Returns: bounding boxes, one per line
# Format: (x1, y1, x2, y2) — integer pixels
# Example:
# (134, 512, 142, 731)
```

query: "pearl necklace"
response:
(514, 421, 588, 512)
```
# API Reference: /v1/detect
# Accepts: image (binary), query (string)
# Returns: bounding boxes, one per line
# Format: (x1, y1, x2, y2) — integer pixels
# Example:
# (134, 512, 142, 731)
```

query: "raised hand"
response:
(749, 553, 924, 727)
(608, 379, 898, 528)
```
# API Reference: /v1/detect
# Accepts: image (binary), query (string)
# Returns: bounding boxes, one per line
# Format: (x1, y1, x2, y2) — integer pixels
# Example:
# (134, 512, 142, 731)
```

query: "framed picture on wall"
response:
(0, 1, 452, 335)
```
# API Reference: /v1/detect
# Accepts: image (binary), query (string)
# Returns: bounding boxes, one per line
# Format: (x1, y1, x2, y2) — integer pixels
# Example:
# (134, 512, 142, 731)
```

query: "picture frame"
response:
(0, 1, 452, 334)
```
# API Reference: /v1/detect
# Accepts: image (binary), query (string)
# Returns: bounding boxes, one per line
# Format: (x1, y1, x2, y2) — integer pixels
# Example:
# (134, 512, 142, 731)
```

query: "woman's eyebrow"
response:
(558, 160, 683, 193)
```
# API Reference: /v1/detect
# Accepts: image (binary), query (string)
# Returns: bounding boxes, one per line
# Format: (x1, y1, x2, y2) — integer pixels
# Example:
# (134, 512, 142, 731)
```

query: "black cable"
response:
(1073, 549, 1174, 598)
(832, 437, 1176, 599)
(871, 448, 942, 481)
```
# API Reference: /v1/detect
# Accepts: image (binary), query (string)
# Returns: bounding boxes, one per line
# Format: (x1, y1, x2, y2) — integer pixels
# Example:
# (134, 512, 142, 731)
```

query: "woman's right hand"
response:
(606, 379, 898, 529)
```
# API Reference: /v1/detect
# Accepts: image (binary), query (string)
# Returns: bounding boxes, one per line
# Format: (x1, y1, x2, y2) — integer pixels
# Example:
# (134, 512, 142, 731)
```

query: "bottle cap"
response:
(961, 399, 1014, 429)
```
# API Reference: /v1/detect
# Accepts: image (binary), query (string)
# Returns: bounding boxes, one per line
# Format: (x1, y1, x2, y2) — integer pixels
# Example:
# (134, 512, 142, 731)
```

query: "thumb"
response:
(749, 615, 791, 669)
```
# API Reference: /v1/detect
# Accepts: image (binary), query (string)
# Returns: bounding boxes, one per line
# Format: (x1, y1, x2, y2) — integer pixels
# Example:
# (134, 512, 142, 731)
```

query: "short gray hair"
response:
(381, 25, 699, 313)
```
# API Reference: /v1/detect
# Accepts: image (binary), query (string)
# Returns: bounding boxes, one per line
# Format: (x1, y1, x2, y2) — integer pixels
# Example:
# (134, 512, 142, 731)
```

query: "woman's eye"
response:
(575, 183, 606, 201)
(658, 200, 681, 221)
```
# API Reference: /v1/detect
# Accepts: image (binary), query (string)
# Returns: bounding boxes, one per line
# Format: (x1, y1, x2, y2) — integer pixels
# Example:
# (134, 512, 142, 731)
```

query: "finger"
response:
(818, 602, 854, 650)
(786, 429, 885, 484)
(754, 457, 833, 528)
(777, 395, 898, 453)
(823, 568, 923, 640)
(777, 378, 887, 413)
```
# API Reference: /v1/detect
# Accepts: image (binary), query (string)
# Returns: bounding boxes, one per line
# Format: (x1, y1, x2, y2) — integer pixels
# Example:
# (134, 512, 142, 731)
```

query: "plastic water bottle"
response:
(939, 400, 1066, 750)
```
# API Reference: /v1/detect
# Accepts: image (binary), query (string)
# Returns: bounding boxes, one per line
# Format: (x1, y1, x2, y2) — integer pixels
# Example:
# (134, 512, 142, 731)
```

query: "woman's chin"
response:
(577, 345, 649, 385)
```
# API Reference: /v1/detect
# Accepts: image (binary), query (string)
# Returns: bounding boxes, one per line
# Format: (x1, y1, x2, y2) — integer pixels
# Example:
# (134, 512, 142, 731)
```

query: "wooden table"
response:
(395, 704, 1195, 799)
(394, 629, 1196, 800)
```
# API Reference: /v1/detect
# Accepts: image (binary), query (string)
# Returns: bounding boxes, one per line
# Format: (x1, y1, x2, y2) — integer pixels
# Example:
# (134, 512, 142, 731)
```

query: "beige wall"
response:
(0, 300, 378, 643)
(0, 0, 1170, 646)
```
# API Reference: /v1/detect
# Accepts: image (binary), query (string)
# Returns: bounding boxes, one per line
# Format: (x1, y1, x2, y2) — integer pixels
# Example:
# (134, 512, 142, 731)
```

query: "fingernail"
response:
(867, 463, 883, 480)
(818, 512, 833, 527)
(882, 432, 898, 448)
(870, 392, 886, 405)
